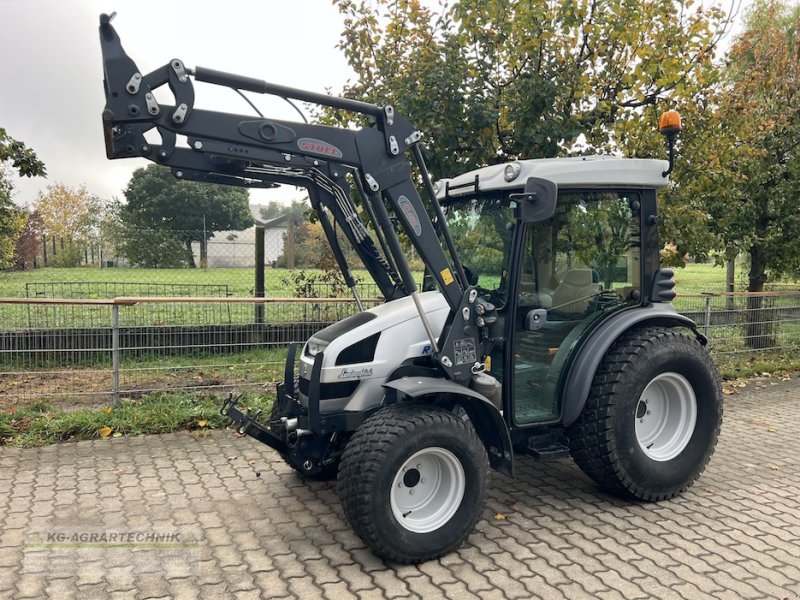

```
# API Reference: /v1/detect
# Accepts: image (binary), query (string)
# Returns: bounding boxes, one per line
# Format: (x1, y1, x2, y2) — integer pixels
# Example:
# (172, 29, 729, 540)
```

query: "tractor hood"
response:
(300, 291, 450, 384)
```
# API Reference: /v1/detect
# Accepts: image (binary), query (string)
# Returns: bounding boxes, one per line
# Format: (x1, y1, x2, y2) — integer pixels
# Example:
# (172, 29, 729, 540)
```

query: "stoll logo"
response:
(297, 137, 343, 158)
(338, 367, 373, 379)
(398, 195, 422, 236)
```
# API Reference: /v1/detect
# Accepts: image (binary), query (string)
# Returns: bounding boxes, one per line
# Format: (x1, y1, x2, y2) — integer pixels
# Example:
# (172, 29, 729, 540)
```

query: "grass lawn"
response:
(1, 262, 798, 448)
(672, 263, 731, 295)
(0, 391, 273, 448)
(0, 267, 383, 298)
(1, 262, 783, 298)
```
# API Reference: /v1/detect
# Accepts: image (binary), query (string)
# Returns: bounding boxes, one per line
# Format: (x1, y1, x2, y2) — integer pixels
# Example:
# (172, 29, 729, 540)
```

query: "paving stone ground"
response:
(1, 379, 799, 599)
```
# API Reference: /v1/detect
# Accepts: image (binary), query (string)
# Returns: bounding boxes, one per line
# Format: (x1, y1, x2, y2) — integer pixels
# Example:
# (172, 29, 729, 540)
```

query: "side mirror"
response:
(511, 177, 558, 223)
(525, 308, 547, 331)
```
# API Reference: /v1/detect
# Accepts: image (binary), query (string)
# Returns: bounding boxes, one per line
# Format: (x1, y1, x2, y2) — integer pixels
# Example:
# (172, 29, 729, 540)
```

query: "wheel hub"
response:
(390, 447, 465, 533)
(403, 469, 421, 488)
(635, 372, 698, 462)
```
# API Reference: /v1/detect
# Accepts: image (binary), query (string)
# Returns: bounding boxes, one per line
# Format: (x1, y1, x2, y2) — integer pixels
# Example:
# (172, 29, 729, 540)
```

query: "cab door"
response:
(508, 190, 643, 425)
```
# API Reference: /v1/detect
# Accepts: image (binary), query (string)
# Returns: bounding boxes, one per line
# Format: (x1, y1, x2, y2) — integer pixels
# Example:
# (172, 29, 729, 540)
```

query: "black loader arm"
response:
(98, 13, 502, 384)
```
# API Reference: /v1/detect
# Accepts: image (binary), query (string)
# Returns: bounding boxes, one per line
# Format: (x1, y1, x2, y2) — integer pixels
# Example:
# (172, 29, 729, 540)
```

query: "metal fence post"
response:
(254, 226, 265, 324)
(112, 303, 120, 405)
(704, 295, 713, 338)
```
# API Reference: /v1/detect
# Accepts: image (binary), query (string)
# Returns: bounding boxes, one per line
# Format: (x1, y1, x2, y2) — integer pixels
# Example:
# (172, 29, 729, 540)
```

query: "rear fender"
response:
(561, 304, 703, 427)
(383, 376, 514, 477)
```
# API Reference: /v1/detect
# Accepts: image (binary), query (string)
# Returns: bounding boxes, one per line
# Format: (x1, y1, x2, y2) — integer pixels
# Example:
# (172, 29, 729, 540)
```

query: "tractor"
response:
(99, 14, 722, 564)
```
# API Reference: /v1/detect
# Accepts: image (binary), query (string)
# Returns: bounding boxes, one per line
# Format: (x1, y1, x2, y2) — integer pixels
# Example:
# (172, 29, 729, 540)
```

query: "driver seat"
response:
(550, 269, 596, 313)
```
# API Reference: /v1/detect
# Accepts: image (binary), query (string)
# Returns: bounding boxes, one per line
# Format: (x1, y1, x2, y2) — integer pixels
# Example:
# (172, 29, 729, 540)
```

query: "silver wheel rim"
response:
(635, 372, 697, 462)
(389, 447, 465, 533)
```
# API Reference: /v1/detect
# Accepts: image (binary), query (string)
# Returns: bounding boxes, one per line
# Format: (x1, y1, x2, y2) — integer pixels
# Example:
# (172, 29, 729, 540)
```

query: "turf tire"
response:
(568, 326, 722, 501)
(337, 403, 489, 563)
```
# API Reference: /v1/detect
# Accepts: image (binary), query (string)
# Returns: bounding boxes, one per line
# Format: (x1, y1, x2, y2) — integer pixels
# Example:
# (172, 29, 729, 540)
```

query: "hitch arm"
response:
(220, 394, 288, 454)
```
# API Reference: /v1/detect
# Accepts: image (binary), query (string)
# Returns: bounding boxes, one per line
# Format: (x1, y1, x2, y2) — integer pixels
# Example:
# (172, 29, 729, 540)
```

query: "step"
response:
(526, 433, 570, 461)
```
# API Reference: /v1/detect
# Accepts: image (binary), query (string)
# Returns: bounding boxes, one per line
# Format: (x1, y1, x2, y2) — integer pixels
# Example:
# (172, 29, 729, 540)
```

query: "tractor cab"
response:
(435, 157, 669, 428)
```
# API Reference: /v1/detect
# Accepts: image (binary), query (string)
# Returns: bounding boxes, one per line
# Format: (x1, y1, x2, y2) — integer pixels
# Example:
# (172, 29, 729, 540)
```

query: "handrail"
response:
(0, 291, 796, 306)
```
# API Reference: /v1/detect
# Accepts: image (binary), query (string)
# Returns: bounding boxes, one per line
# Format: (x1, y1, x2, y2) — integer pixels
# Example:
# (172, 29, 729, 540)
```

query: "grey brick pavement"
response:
(1, 380, 799, 599)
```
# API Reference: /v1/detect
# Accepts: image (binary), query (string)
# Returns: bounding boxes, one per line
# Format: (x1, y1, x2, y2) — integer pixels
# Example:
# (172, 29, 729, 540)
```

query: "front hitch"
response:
(219, 345, 342, 478)
(220, 393, 288, 453)
(219, 343, 306, 453)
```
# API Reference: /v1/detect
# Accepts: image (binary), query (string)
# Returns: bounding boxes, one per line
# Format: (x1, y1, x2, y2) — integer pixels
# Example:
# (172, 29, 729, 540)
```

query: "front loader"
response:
(98, 14, 722, 564)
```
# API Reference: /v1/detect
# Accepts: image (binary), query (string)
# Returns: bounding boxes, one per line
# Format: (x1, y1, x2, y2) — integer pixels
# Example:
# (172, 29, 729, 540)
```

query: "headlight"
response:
(306, 339, 328, 357)
(504, 161, 522, 182)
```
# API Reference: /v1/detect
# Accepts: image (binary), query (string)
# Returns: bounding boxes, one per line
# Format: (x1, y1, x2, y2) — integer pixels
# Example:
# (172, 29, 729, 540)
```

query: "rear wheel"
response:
(568, 327, 722, 501)
(337, 403, 488, 563)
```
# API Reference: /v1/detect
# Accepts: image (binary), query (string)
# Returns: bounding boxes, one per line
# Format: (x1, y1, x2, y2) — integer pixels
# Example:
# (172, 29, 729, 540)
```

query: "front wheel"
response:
(568, 327, 722, 501)
(337, 403, 489, 563)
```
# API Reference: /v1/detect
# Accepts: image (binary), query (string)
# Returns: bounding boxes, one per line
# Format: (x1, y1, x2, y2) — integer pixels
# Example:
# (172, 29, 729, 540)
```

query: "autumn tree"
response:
(122, 165, 253, 268)
(331, 0, 727, 179)
(328, 0, 732, 267)
(696, 0, 800, 347)
(276, 219, 360, 269)
(12, 209, 43, 270)
(34, 183, 101, 268)
(717, 1, 800, 285)
(0, 128, 46, 269)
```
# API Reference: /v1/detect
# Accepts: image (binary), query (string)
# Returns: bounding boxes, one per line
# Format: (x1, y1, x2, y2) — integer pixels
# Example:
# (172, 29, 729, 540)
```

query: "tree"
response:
(0, 128, 46, 269)
(567, 199, 633, 289)
(101, 199, 187, 268)
(122, 165, 253, 267)
(276, 219, 361, 269)
(553, 0, 799, 348)
(0, 201, 25, 270)
(699, 0, 800, 347)
(330, 0, 728, 179)
(12, 209, 43, 270)
(329, 0, 732, 274)
(259, 199, 309, 221)
(34, 183, 102, 267)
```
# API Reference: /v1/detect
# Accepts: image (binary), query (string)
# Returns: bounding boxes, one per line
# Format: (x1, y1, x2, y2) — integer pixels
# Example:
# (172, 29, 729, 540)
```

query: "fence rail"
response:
(1, 292, 798, 407)
(674, 291, 800, 354)
(25, 281, 232, 299)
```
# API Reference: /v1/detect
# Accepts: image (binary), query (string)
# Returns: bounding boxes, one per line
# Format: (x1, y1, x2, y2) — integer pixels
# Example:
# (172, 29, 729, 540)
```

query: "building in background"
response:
(191, 205, 288, 268)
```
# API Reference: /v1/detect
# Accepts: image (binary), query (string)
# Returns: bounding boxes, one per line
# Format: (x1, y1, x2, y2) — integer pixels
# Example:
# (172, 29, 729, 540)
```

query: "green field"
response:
(0, 267, 328, 298)
(0, 262, 780, 298)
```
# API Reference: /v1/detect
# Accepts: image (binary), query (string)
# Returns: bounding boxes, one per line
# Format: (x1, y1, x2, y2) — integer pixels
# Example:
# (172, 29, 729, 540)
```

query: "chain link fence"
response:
(17, 222, 800, 296)
(0, 296, 381, 408)
(19, 219, 367, 278)
(673, 292, 800, 354)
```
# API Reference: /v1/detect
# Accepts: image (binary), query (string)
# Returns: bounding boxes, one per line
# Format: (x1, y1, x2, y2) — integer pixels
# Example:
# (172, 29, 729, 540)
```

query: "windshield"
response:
(432, 188, 642, 316)
(441, 194, 515, 308)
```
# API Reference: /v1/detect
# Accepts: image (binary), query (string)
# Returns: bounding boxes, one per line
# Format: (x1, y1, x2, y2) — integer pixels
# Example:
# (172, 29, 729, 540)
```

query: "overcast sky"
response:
(1, 0, 750, 210)
(0, 0, 356, 208)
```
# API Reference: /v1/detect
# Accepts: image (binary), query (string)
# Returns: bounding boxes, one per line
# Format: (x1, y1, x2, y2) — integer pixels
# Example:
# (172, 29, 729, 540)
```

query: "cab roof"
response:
(435, 156, 670, 199)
